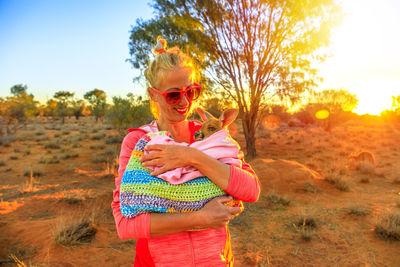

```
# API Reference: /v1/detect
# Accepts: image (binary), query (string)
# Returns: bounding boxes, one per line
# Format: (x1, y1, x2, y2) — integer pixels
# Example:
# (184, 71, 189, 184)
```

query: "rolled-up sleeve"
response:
(111, 130, 151, 239)
(224, 161, 260, 202)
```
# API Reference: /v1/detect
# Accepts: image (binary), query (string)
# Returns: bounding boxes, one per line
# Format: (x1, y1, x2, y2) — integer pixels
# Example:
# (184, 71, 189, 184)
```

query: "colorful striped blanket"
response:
(120, 131, 239, 219)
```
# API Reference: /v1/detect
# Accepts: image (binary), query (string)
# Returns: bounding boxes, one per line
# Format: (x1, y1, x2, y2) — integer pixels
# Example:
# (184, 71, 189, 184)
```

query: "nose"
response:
(179, 92, 190, 106)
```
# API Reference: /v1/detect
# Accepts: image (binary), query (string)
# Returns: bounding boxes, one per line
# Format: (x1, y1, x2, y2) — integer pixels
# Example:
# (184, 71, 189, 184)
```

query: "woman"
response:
(112, 37, 260, 266)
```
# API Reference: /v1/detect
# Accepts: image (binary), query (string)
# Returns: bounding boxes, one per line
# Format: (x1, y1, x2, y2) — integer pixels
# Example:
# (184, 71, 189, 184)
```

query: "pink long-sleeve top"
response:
(111, 121, 261, 266)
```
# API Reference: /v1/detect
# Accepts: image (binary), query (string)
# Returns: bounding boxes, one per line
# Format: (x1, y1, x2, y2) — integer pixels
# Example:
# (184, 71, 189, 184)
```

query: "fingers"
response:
(228, 206, 242, 215)
(150, 166, 169, 176)
(144, 144, 166, 151)
(216, 195, 233, 204)
(139, 151, 162, 162)
(142, 158, 161, 167)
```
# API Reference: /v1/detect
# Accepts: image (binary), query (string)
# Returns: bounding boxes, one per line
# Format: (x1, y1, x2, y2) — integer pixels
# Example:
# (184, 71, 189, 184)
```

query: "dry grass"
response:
(292, 215, 318, 241)
(375, 212, 400, 241)
(19, 171, 41, 194)
(264, 192, 291, 210)
(325, 172, 350, 191)
(356, 161, 375, 175)
(54, 220, 97, 246)
(346, 205, 371, 216)
(44, 141, 61, 149)
(302, 181, 321, 193)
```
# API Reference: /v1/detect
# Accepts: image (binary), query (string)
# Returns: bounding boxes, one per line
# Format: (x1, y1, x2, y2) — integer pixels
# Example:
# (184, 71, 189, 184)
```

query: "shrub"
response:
(105, 135, 123, 144)
(0, 136, 15, 147)
(346, 206, 371, 216)
(325, 172, 349, 191)
(35, 131, 45, 136)
(375, 212, 400, 241)
(90, 132, 106, 140)
(302, 182, 321, 193)
(23, 168, 43, 177)
(89, 144, 106, 150)
(60, 153, 79, 160)
(54, 221, 97, 246)
(44, 141, 61, 149)
(293, 215, 318, 241)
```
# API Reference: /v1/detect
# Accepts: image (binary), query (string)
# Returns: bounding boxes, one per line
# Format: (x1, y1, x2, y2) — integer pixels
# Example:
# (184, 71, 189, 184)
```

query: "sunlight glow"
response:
(319, 0, 400, 115)
(315, 110, 330, 120)
(262, 115, 281, 130)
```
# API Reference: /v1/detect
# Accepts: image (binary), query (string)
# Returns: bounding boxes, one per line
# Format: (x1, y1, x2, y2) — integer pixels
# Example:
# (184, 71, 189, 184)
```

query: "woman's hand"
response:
(140, 144, 199, 176)
(195, 196, 242, 230)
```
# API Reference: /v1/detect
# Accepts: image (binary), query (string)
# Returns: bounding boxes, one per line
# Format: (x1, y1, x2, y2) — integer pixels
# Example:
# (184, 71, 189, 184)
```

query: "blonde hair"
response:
(144, 42, 195, 88)
(144, 37, 196, 118)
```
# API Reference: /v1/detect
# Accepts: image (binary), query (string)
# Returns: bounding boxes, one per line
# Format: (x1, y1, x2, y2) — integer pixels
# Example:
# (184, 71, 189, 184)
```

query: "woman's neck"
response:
(156, 118, 190, 143)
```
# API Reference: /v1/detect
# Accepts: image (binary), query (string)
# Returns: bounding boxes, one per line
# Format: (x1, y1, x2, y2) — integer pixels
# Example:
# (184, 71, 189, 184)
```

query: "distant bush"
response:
(106, 95, 153, 134)
(44, 141, 61, 149)
(105, 135, 123, 144)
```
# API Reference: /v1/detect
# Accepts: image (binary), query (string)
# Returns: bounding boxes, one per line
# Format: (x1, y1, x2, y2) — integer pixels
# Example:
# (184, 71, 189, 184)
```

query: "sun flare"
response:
(318, 0, 400, 115)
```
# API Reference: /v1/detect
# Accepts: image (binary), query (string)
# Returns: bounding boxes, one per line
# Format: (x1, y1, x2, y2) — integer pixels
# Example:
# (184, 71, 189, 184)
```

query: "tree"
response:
(304, 88, 358, 131)
(54, 91, 74, 124)
(84, 89, 107, 122)
(43, 99, 58, 117)
(106, 94, 153, 135)
(128, 0, 342, 159)
(0, 85, 38, 134)
(392, 95, 400, 113)
(10, 84, 28, 96)
(311, 89, 358, 113)
(71, 99, 87, 120)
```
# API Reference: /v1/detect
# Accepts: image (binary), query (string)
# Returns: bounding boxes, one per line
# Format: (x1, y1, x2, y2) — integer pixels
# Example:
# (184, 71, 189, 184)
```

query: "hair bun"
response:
(153, 36, 167, 54)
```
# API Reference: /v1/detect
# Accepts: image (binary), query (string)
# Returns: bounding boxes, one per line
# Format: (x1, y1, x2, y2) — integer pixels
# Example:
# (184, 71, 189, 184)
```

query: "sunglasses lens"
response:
(166, 91, 182, 104)
(187, 86, 200, 100)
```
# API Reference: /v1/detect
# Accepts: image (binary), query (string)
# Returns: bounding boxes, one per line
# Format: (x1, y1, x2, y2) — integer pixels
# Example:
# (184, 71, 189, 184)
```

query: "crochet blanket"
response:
(120, 131, 241, 219)
(145, 129, 243, 184)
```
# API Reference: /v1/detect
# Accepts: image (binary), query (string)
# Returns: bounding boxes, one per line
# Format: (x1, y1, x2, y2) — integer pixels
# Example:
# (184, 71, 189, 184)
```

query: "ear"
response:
(219, 109, 238, 128)
(196, 107, 215, 122)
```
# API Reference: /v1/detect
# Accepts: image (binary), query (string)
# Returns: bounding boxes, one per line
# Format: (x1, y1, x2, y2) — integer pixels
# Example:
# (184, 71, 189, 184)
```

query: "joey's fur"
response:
(194, 108, 238, 141)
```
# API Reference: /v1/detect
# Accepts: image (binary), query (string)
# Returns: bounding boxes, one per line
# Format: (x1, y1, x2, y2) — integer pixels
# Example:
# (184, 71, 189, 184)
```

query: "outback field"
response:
(0, 116, 399, 267)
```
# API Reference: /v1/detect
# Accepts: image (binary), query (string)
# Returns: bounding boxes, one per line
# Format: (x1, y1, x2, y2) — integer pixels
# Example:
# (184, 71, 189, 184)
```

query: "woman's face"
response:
(150, 67, 194, 123)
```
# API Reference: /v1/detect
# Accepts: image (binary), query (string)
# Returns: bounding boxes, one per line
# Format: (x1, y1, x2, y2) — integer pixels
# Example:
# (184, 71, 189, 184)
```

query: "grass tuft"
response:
(346, 206, 371, 216)
(54, 221, 97, 246)
(375, 212, 400, 241)
(293, 215, 318, 241)
(302, 182, 321, 193)
(44, 141, 61, 149)
(325, 172, 350, 191)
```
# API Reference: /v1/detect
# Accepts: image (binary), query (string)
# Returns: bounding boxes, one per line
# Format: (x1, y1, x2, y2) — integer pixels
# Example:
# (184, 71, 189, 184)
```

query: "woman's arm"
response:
(190, 151, 260, 202)
(141, 145, 261, 202)
(112, 130, 241, 239)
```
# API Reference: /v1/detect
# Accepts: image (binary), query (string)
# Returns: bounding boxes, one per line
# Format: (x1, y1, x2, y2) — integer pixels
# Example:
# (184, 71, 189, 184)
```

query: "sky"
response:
(1, 0, 399, 115)
(0, 0, 153, 101)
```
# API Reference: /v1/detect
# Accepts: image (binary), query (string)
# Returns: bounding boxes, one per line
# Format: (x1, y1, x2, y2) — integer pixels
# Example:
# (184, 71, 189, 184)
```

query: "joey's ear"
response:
(219, 109, 238, 128)
(196, 107, 215, 122)
(148, 87, 157, 101)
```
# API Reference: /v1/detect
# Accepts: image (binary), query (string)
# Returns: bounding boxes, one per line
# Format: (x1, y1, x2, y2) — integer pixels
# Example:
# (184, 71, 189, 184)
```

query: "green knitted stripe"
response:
(120, 181, 225, 201)
(126, 157, 151, 172)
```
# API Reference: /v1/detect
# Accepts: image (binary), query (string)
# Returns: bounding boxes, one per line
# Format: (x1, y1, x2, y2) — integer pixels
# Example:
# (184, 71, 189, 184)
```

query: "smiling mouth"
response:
(175, 107, 188, 114)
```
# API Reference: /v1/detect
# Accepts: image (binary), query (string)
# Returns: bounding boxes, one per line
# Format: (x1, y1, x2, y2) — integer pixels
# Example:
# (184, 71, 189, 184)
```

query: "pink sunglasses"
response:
(151, 83, 202, 105)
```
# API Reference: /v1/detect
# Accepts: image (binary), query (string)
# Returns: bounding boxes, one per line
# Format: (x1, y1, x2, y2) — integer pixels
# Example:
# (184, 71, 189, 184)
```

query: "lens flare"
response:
(315, 110, 330, 119)
(262, 115, 281, 130)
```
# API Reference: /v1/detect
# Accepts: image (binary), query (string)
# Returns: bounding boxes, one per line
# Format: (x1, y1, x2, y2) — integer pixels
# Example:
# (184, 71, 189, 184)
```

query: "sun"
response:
(318, 0, 400, 115)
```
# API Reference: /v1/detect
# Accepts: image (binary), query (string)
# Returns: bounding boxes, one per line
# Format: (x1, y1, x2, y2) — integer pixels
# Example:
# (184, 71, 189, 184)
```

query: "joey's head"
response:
(194, 108, 238, 141)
